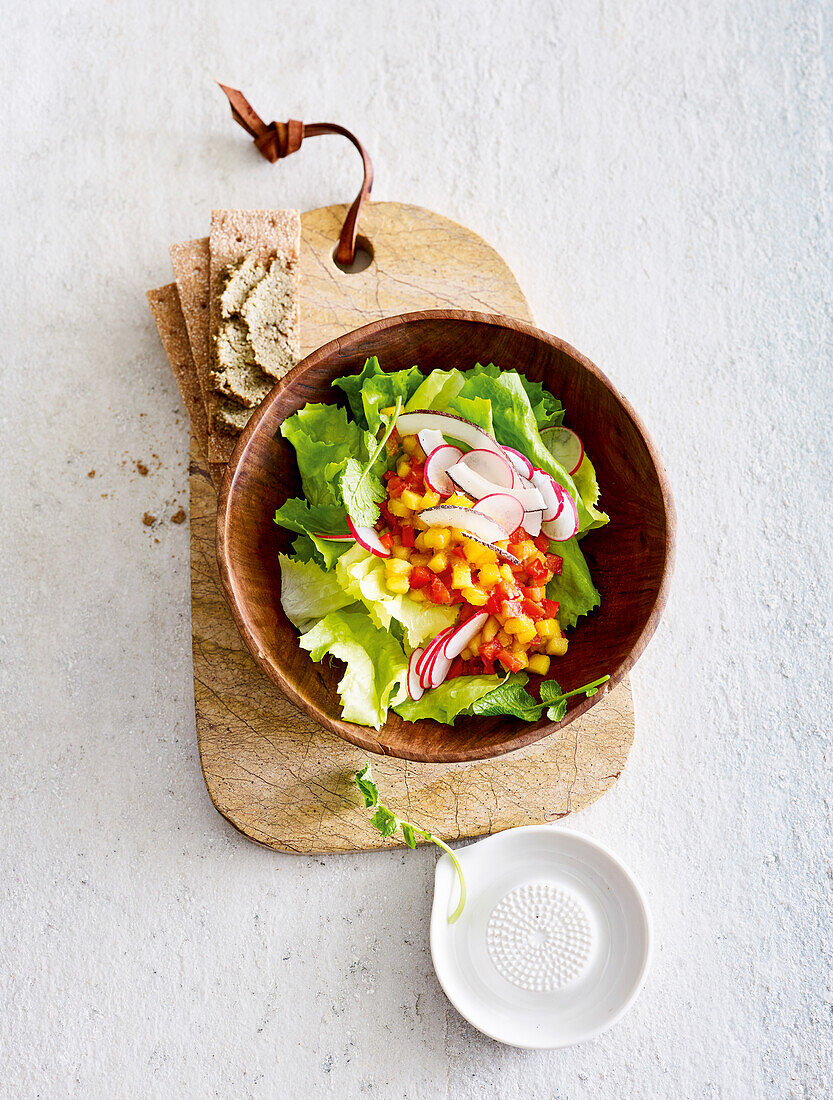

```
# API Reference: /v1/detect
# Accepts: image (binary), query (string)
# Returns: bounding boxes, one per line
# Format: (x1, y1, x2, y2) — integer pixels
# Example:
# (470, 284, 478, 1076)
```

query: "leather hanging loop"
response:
(218, 84, 374, 266)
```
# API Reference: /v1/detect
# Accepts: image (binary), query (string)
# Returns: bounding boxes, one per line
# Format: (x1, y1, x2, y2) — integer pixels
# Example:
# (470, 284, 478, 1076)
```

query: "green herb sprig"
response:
(339, 399, 402, 527)
(467, 675, 611, 722)
(354, 761, 467, 923)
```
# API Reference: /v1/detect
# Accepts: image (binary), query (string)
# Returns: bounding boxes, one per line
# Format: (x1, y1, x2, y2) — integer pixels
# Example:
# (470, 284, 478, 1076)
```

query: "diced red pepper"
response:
(545, 553, 563, 576)
(521, 586, 543, 600)
(387, 476, 405, 498)
(502, 598, 525, 619)
(400, 525, 415, 548)
(379, 500, 400, 531)
(447, 657, 465, 680)
(509, 526, 526, 543)
(379, 532, 394, 550)
(428, 577, 453, 604)
(486, 592, 503, 616)
(451, 544, 467, 560)
(541, 598, 560, 617)
(534, 533, 550, 553)
(526, 557, 550, 582)
(521, 598, 545, 621)
(496, 648, 525, 673)
(479, 639, 502, 663)
(496, 579, 522, 601)
(410, 565, 432, 589)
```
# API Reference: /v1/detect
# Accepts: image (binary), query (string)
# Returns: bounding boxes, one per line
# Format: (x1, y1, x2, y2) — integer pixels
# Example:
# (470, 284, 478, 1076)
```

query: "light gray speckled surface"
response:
(1, 2, 831, 1097)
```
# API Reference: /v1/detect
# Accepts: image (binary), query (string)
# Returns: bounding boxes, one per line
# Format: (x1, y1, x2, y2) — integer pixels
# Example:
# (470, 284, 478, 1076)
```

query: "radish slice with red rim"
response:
(418, 627, 455, 688)
(429, 653, 453, 688)
(346, 517, 391, 557)
(444, 610, 489, 659)
(419, 505, 509, 545)
(522, 509, 543, 537)
(541, 490, 579, 541)
(457, 448, 514, 488)
(447, 462, 545, 511)
(473, 493, 525, 534)
(530, 469, 562, 522)
(417, 428, 446, 456)
(502, 446, 534, 480)
(540, 426, 585, 476)
(424, 445, 463, 497)
(407, 649, 425, 701)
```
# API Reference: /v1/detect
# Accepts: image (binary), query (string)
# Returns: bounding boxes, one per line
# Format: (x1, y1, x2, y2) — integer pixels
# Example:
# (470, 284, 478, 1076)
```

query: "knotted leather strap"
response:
(218, 84, 374, 266)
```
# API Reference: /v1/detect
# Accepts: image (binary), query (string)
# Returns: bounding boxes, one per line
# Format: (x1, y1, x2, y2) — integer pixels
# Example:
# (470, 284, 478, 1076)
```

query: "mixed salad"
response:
(275, 358, 609, 729)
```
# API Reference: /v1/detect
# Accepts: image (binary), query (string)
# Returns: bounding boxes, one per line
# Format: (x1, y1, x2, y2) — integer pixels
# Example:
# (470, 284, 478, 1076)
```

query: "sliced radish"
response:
(419, 505, 508, 545)
(429, 653, 453, 688)
(407, 649, 425, 701)
(472, 493, 524, 534)
(395, 411, 505, 462)
(541, 490, 579, 541)
(346, 517, 391, 557)
(418, 628, 454, 688)
(424, 444, 463, 498)
(457, 448, 514, 488)
(541, 426, 584, 475)
(444, 610, 489, 659)
(447, 462, 545, 511)
(531, 469, 562, 522)
(314, 533, 355, 542)
(522, 509, 543, 537)
(503, 446, 534, 480)
(417, 428, 446, 456)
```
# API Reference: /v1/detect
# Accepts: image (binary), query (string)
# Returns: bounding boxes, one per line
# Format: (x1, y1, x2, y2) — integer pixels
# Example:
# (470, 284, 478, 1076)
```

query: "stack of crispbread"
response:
(146, 209, 302, 487)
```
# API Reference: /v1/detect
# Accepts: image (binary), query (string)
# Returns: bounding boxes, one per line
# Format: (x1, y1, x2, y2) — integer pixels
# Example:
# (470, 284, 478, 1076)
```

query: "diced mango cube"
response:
(499, 564, 515, 583)
(527, 654, 551, 676)
(388, 499, 410, 518)
(536, 619, 559, 638)
(446, 493, 472, 508)
(451, 563, 473, 589)
(396, 458, 411, 478)
(427, 552, 448, 573)
(385, 557, 411, 575)
(400, 489, 422, 511)
(385, 575, 410, 594)
(418, 490, 441, 509)
(481, 616, 499, 642)
(461, 586, 488, 606)
(402, 434, 419, 455)
(423, 527, 450, 550)
(477, 563, 500, 588)
(546, 636, 569, 656)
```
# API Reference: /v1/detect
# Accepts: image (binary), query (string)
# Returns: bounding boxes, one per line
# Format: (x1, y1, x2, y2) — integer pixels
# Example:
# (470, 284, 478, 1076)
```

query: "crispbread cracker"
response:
(208, 209, 301, 461)
(146, 283, 223, 488)
(170, 237, 241, 463)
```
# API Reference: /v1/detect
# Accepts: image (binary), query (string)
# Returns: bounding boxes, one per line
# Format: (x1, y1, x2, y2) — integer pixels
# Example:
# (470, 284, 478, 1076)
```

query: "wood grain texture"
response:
(194, 202, 644, 848)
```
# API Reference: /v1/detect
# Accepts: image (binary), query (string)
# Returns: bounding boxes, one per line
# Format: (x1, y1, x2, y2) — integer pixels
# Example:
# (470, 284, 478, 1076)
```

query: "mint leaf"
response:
(546, 697, 568, 723)
(401, 822, 417, 849)
(464, 673, 538, 720)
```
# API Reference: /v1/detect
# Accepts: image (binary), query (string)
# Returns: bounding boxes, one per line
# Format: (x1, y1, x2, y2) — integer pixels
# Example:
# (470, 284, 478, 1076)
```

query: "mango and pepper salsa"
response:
(374, 432, 569, 679)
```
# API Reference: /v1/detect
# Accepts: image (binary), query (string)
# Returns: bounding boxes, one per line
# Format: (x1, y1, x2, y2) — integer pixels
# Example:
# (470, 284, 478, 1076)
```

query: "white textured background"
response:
(1, 2, 831, 1097)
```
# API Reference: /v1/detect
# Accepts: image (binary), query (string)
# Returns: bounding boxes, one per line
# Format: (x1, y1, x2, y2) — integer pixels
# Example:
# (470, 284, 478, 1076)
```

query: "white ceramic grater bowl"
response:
(429, 825, 651, 1048)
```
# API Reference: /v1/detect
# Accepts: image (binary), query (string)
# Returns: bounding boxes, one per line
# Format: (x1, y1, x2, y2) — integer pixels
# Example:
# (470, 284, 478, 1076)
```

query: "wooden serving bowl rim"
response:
(216, 309, 676, 762)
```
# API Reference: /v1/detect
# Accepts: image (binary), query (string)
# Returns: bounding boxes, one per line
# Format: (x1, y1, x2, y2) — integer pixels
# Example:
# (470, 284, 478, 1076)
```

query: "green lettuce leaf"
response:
(546, 537, 601, 629)
(280, 403, 366, 507)
(278, 554, 356, 632)
(333, 356, 424, 432)
(405, 369, 464, 412)
(339, 402, 401, 527)
(336, 543, 458, 648)
(571, 455, 609, 530)
(274, 498, 351, 570)
(299, 609, 408, 729)
(394, 671, 510, 724)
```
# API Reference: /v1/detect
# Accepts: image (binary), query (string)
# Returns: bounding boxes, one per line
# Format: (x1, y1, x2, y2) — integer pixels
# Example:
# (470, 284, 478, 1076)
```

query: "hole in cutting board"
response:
(332, 235, 374, 273)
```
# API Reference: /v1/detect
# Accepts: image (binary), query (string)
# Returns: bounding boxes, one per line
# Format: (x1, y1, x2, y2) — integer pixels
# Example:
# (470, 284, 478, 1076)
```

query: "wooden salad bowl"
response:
(217, 310, 675, 763)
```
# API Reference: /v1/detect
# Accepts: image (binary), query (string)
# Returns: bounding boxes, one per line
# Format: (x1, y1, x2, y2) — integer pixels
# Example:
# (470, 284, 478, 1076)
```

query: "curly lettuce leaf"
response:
(336, 543, 458, 648)
(546, 537, 601, 629)
(406, 369, 465, 412)
(273, 498, 351, 570)
(394, 671, 511, 724)
(298, 610, 408, 729)
(571, 455, 608, 530)
(333, 356, 424, 432)
(280, 403, 366, 507)
(278, 554, 356, 632)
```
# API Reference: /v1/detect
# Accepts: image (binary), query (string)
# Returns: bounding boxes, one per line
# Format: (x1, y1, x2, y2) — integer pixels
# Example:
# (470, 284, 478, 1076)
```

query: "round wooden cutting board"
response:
(191, 201, 635, 853)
